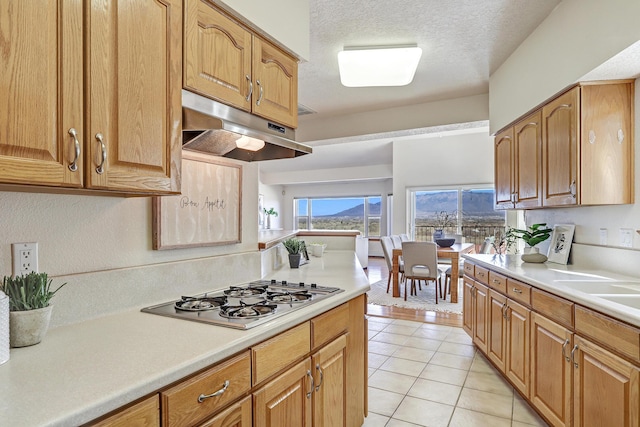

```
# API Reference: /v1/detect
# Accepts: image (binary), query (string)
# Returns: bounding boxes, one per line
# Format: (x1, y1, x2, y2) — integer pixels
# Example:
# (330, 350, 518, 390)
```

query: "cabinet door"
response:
(506, 299, 530, 398)
(86, 0, 181, 194)
(253, 358, 312, 427)
(514, 110, 543, 208)
(200, 396, 252, 427)
(0, 0, 83, 187)
(580, 82, 634, 205)
(487, 290, 507, 373)
(542, 87, 579, 206)
(573, 335, 640, 427)
(462, 276, 475, 337)
(183, 0, 252, 111)
(530, 313, 573, 427)
(252, 37, 298, 129)
(472, 282, 489, 354)
(494, 128, 515, 209)
(312, 334, 347, 427)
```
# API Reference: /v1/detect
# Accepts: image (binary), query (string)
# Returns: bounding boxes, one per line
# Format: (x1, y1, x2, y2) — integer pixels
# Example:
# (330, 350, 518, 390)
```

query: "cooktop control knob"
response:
(281, 280, 287, 285)
(271, 279, 277, 284)
(299, 282, 305, 287)
(311, 283, 317, 288)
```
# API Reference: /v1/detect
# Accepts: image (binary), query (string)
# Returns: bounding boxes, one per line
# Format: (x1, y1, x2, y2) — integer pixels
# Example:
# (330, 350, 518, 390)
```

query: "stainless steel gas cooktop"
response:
(141, 279, 343, 329)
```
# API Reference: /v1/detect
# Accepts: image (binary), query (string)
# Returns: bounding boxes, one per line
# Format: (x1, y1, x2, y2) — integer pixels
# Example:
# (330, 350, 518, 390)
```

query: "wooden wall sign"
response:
(153, 152, 242, 249)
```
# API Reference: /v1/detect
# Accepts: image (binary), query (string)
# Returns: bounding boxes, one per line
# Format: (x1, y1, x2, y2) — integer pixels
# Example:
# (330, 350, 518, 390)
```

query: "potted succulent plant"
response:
(283, 238, 304, 268)
(510, 223, 553, 263)
(1, 272, 66, 347)
(263, 207, 278, 229)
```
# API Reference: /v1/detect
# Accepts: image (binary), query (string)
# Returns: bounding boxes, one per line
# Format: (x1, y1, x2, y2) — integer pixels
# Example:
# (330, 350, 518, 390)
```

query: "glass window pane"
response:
(368, 197, 381, 215)
(367, 217, 380, 236)
(413, 190, 458, 241)
(310, 198, 364, 232)
(296, 199, 308, 216)
(461, 189, 506, 248)
(297, 217, 308, 230)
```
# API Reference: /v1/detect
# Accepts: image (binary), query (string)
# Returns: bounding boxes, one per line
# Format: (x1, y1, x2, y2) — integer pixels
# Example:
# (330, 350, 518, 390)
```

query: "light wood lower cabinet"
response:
(254, 358, 313, 427)
(200, 396, 252, 427)
(573, 335, 640, 427)
(86, 395, 160, 427)
(530, 312, 573, 427)
(312, 335, 348, 427)
(464, 261, 640, 427)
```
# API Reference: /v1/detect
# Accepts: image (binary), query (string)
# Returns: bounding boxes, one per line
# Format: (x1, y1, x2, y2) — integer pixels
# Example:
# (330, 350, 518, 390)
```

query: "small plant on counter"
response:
(283, 237, 303, 254)
(510, 223, 553, 248)
(1, 272, 66, 311)
(263, 207, 278, 218)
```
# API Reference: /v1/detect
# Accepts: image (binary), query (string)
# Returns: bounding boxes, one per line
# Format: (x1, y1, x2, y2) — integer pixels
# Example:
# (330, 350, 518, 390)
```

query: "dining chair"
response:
(401, 241, 445, 302)
(400, 233, 411, 242)
(380, 236, 403, 293)
(443, 237, 492, 297)
(391, 235, 403, 249)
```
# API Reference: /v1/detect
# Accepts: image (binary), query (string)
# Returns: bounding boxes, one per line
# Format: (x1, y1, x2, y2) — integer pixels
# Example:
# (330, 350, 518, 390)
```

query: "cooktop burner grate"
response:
(175, 296, 227, 312)
(220, 300, 277, 318)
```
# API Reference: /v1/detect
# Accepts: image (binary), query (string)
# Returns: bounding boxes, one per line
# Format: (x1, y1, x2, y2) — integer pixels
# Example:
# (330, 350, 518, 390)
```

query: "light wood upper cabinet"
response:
(252, 37, 298, 128)
(495, 81, 634, 209)
(513, 111, 543, 209)
(542, 87, 579, 206)
(0, 0, 181, 194)
(86, 0, 182, 194)
(183, 0, 252, 111)
(494, 128, 515, 209)
(580, 83, 634, 205)
(184, 0, 298, 128)
(0, 0, 83, 188)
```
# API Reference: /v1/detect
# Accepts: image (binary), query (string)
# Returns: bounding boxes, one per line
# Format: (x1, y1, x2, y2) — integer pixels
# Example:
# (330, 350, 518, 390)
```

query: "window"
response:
(410, 187, 505, 246)
(294, 196, 381, 237)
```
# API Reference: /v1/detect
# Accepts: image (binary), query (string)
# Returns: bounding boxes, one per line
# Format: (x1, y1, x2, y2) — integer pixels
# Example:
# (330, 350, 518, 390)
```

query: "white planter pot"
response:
(521, 246, 547, 263)
(9, 305, 53, 348)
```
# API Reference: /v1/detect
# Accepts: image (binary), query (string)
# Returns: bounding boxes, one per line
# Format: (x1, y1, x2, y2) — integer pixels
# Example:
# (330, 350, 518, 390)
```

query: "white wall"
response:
(392, 130, 494, 235)
(298, 94, 489, 142)
(489, 0, 640, 133)
(0, 161, 260, 277)
(258, 181, 284, 229)
(218, 0, 310, 60)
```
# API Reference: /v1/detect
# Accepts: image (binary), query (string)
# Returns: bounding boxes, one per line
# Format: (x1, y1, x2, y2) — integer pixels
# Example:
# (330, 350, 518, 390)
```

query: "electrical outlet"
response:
(599, 228, 608, 246)
(620, 229, 633, 248)
(12, 242, 38, 276)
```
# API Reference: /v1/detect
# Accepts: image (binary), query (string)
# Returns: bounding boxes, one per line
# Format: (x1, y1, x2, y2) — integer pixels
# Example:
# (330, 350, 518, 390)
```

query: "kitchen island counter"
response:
(464, 253, 640, 328)
(0, 251, 370, 427)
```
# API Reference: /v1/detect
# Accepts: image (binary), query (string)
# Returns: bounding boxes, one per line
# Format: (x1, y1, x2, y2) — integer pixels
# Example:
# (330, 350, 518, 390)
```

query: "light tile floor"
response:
(364, 316, 550, 427)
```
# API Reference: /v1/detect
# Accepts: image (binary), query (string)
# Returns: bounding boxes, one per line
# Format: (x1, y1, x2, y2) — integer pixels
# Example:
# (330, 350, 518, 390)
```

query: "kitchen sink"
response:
(597, 295, 640, 310)
(555, 281, 640, 295)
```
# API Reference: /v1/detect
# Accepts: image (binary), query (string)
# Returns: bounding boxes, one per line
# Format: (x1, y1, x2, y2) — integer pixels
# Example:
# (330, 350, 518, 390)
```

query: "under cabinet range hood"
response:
(182, 90, 312, 162)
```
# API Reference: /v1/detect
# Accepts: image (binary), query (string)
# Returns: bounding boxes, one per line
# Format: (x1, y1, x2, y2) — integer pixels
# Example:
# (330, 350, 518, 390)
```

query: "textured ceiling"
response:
(297, 0, 561, 119)
(261, 0, 562, 179)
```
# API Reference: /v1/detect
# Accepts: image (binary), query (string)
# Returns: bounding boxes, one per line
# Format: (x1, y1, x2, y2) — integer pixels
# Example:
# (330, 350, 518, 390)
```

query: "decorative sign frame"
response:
(547, 224, 575, 265)
(153, 152, 242, 249)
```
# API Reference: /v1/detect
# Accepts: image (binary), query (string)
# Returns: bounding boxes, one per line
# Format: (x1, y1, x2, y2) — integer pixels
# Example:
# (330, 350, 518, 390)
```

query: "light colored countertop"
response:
(0, 251, 370, 427)
(464, 254, 640, 328)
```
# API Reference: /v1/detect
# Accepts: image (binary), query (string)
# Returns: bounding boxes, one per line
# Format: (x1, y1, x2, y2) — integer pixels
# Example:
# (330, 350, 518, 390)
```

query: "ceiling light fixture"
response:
(236, 135, 265, 151)
(338, 45, 422, 87)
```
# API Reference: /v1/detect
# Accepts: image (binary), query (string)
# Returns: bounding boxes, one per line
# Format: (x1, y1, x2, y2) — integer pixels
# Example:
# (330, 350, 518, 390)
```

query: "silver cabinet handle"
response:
(245, 75, 253, 101)
(68, 128, 81, 172)
(570, 180, 576, 199)
(306, 369, 314, 399)
(512, 288, 522, 294)
(501, 303, 507, 319)
(95, 133, 106, 174)
(571, 344, 579, 369)
(561, 339, 570, 362)
(315, 363, 324, 391)
(197, 380, 229, 403)
(256, 79, 263, 106)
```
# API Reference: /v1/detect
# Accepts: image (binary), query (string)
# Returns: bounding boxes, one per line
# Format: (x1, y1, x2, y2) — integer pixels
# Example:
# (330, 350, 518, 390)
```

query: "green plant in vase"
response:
(1, 272, 66, 347)
(510, 223, 553, 263)
(283, 237, 303, 268)
(264, 207, 278, 229)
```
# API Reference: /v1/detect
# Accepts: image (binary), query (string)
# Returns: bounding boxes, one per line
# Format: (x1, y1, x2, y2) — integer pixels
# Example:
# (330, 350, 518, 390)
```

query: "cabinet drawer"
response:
(463, 262, 475, 277)
(87, 395, 159, 427)
(531, 288, 573, 328)
(161, 350, 251, 427)
(506, 279, 531, 305)
(474, 266, 489, 284)
(575, 305, 640, 362)
(488, 271, 507, 294)
(252, 322, 310, 385)
(311, 302, 349, 350)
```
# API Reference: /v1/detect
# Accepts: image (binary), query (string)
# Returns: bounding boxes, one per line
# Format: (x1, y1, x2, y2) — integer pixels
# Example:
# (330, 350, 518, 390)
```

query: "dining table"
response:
(391, 242, 475, 303)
